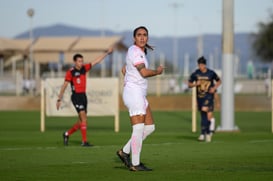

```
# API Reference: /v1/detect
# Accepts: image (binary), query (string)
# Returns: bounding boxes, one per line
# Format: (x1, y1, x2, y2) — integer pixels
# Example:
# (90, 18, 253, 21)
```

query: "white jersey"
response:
(124, 45, 148, 90)
(123, 45, 149, 116)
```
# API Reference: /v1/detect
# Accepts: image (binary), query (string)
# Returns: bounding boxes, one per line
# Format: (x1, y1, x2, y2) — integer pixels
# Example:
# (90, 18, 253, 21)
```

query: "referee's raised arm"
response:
(90, 47, 113, 67)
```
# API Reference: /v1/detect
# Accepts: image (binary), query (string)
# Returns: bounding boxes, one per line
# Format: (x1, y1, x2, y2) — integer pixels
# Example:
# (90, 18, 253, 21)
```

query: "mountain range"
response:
(15, 24, 265, 75)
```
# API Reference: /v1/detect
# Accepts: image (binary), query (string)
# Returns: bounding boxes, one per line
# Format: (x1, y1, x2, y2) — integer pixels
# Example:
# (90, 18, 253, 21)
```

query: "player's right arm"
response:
(188, 73, 200, 88)
(56, 81, 69, 110)
(188, 81, 201, 88)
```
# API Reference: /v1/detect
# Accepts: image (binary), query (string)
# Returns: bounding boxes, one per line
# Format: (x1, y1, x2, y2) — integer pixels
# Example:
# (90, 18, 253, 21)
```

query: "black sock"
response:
(206, 120, 211, 134)
(200, 111, 207, 135)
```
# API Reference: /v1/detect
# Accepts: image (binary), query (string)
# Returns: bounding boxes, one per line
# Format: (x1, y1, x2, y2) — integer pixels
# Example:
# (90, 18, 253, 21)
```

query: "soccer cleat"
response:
(81, 142, 93, 147)
(198, 134, 205, 141)
(130, 163, 152, 171)
(205, 134, 211, 142)
(63, 132, 69, 146)
(116, 149, 131, 168)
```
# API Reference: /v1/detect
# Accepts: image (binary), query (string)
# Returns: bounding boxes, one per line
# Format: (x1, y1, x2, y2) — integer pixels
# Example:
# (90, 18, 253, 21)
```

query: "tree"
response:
(252, 12, 273, 62)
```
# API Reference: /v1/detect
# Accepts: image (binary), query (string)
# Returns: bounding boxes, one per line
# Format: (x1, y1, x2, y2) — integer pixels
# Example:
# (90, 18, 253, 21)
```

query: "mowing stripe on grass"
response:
(248, 139, 273, 143)
(0, 139, 268, 151)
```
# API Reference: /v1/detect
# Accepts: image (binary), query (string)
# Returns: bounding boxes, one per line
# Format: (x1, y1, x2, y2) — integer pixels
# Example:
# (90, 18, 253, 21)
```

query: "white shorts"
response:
(122, 86, 148, 117)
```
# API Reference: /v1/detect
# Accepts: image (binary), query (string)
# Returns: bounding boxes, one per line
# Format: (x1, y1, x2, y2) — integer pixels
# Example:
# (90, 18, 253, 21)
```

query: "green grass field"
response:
(0, 110, 272, 181)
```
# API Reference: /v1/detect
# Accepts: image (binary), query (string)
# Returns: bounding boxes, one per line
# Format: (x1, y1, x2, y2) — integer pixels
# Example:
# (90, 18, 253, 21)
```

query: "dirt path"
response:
(0, 95, 270, 111)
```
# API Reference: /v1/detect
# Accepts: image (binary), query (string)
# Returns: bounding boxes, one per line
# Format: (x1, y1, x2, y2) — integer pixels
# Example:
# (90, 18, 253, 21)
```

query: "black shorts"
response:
(71, 93, 87, 113)
(197, 97, 214, 112)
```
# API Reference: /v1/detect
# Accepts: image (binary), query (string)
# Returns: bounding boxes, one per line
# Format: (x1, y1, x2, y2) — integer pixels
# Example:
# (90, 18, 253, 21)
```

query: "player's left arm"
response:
(214, 91, 221, 108)
(209, 72, 221, 93)
(210, 79, 221, 93)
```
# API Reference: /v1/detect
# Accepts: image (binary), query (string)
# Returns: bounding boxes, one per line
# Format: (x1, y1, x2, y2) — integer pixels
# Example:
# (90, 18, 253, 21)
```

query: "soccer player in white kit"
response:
(116, 26, 164, 171)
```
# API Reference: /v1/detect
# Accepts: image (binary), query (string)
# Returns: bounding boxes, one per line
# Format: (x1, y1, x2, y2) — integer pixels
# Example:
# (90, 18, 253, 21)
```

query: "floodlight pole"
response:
(27, 8, 34, 94)
(100, 0, 105, 37)
(218, 0, 239, 131)
(169, 2, 182, 75)
(194, 17, 203, 58)
(0, 55, 3, 76)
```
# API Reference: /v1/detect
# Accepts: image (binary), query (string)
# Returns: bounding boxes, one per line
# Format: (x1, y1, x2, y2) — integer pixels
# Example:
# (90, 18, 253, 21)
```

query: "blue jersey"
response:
(188, 68, 220, 99)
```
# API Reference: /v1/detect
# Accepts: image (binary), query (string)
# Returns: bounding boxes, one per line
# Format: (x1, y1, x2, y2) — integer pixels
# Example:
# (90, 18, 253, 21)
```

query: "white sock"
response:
(143, 124, 155, 140)
(122, 124, 155, 154)
(131, 123, 144, 166)
(210, 117, 215, 131)
(122, 139, 131, 154)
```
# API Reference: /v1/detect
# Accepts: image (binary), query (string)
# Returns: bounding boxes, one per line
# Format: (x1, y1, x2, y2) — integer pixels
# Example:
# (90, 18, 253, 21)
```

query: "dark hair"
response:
(197, 56, 206, 65)
(73, 54, 83, 61)
(133, 26, 154, 54)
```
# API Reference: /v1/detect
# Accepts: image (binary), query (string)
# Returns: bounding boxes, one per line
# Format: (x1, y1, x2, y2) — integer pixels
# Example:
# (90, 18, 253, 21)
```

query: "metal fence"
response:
(0, 71, 270, 96)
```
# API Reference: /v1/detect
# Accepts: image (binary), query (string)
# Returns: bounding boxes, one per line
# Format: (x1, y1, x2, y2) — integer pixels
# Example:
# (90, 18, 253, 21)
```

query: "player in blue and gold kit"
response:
(188, 56, 221, 142)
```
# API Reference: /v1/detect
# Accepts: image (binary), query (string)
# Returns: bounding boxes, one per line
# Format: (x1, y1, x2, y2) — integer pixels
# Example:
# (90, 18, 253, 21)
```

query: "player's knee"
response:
(201, 107, 208, 112)
(133, 123, 145, 133)
(142, 124, 155, 140)
(145, 124, 155, 134)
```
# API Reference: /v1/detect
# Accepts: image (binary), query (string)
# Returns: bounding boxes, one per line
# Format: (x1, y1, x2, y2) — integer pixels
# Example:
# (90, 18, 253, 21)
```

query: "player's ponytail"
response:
(144, 44, 154, 54)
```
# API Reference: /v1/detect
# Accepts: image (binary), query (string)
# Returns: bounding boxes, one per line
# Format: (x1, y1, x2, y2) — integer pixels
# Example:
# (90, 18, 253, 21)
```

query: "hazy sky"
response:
(0, 0, 272, 38)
